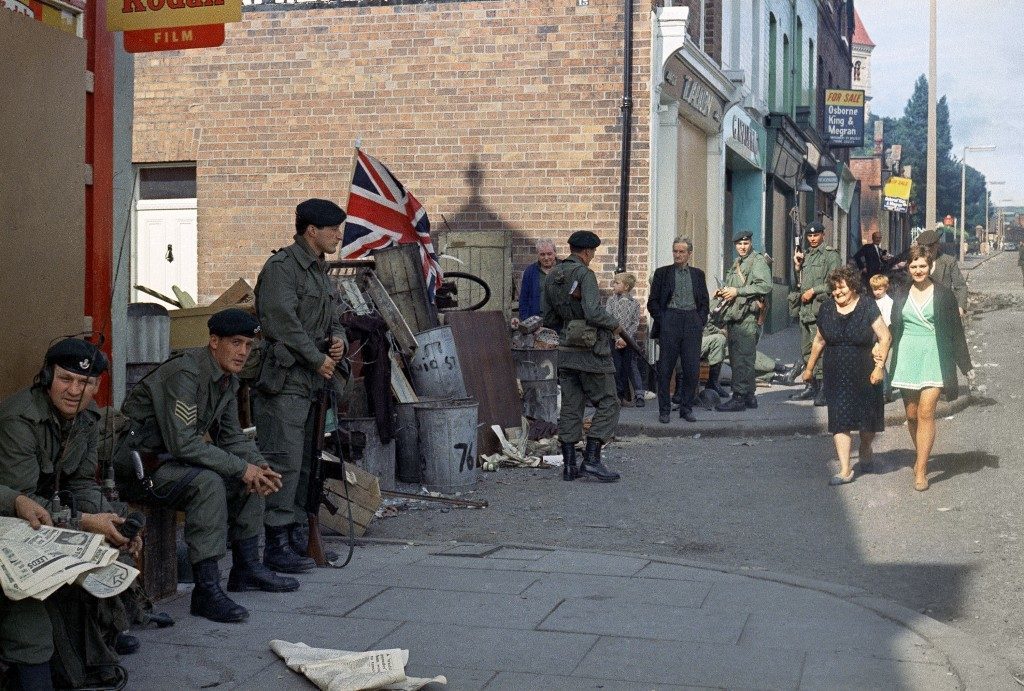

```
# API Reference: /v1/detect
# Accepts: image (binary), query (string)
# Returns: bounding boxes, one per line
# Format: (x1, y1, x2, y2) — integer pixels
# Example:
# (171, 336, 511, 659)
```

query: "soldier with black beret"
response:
(714, 230, 772, 412)
(790, 222, 842, 405)
(541, 231, 622, 482)
(253, 198, 349, 573)
(115, 308, 297, 625)
(0, 338, 131, 689)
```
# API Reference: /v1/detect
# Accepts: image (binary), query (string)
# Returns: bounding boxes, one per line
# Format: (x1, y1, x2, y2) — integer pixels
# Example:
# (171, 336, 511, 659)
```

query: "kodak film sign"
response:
(107, 0, 240, 32)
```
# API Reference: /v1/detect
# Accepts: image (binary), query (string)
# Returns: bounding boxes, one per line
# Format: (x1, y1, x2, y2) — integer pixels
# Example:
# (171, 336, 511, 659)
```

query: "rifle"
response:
(305, 377, 338, 567)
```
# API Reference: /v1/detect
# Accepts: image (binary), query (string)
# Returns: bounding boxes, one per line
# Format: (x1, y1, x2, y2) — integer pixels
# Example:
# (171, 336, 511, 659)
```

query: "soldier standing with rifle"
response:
(542, 231, 622, 483)
(116, 309, 294, 624)
(714, 230, 772, 412)
(790, 222, 841, 406)
(253, 199, 348, 573)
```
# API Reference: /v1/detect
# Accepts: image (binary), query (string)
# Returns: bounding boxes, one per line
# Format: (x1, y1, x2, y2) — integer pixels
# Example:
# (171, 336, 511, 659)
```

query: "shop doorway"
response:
(133, 166, 198, 305)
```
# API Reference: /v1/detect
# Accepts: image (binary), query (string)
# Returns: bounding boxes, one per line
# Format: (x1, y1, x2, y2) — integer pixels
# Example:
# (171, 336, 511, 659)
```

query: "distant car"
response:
(1003, 241, 1018, 251)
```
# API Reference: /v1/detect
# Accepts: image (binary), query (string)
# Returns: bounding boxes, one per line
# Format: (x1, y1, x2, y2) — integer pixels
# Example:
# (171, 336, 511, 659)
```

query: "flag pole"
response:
(338, 138, 361, 247)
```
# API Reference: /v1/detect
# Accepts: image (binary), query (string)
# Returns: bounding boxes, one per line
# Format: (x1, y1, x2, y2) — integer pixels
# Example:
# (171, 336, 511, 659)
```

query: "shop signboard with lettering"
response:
(824, 89, 865, 147)
(663, 54, 727, 134)
(123, 22, 224, 51)
(883, 176, 912, 213)
(108, 0, 240, 32)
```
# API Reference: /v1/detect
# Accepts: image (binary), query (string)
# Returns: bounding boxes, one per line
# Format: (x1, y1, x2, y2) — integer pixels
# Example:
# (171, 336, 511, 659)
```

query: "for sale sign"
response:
(824, 89, 866, 148)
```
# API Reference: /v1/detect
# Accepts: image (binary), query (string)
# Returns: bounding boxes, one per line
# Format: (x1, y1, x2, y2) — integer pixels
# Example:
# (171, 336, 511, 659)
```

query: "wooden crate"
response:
(319, 460, 382, 538)
(131, 503, 178, 600)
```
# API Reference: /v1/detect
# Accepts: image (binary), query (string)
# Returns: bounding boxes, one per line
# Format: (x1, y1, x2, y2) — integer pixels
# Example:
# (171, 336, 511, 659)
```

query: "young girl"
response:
(606, 273, 646, 407)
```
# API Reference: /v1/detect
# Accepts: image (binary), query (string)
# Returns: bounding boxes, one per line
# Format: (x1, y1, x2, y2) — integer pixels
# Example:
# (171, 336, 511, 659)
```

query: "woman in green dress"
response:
(889, 246, 973, 491)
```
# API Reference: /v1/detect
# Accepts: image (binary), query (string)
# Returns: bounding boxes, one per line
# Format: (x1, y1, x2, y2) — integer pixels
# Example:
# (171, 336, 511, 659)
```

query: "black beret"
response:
(916, 230, 939, 246)
(45, 338, 108, 377)
(568, 231, 601, 249)
(296, 198, 346, 228)
(805, 222, 825, 235)
(732, 230, 753, 242)
(208, 308, 261, 338)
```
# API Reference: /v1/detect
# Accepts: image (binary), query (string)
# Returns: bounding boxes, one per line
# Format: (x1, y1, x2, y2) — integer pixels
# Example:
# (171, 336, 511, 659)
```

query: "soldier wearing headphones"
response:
(0, 338, 131, 690)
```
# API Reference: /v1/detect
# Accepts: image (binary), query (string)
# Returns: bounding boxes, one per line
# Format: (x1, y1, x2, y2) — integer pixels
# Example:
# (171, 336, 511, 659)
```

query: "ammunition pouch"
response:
(787, 290, 801, 318)
(254, 341, 295, 395)
(562, 319, 598, 349)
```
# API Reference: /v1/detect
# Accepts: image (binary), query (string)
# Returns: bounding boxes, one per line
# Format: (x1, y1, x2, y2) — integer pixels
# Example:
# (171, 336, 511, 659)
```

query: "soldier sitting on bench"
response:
(115, 308, 296, 625)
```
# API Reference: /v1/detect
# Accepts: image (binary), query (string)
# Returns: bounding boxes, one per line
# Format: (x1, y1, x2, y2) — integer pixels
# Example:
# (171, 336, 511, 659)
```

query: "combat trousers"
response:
(253, 392, 316, 528)
(726, 317, 760, 397)
(0, 595, 51, 665)
(701, 333, 727, 367)
(656, 309, 703, 414)
(146, 461, 263, 564)
(799, 320, 823, 379)
(557, 367, 620, 444)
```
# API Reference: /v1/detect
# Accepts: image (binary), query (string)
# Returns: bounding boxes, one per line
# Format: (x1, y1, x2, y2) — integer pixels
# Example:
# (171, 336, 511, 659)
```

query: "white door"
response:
(133, 198, 198, 306)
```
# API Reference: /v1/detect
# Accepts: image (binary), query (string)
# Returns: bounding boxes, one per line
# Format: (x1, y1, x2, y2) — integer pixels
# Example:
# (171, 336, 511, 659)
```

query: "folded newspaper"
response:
(0, 517, 139, 602)
(270, 640, 446, 691)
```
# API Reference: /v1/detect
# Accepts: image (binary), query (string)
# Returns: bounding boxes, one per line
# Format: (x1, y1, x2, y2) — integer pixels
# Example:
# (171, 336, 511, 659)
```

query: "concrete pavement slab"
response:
(539, 597, 748, 645)
(353, 563, 541, 595)
(798, 651, 957, 690)
(240, 581, 387, 616)
(120, 640, 282, 689)
(577, 635, 806, 689)
(519, 549, 649, 576)
(485, 671, 712, 689)
(486, 546, 552, 560)
(346, 587, 563, 629)
(522, 572, 712, 608)
(635, 560, 746, 583)
(373, 622, 598, 676)
(739, 610, 933, 658)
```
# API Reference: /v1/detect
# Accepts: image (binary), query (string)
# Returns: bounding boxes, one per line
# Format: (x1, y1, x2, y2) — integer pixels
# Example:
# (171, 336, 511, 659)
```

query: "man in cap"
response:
(790, 222, 841, 406)
(116, 308, 295, 625)
(647, 236, 709, 423)
(253, 198, 349, 573)
(542, 231, 622, 482)
(1, 339, 131, 689)
(915, 229, 968, 316)
(714, 230, 772, 412)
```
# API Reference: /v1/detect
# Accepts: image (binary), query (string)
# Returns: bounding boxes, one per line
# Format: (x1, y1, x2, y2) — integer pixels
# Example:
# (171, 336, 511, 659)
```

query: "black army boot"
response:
(228, 536, 299, 593)
(11, 663, 54, 691)
(778, 360, 805, 386)
(715, 394, 748, 412)
(288, 523, 339, 564)
(707, 363, 728, 398)
(560, 441, 577, 481)
(190, 558, 249, 623)
(790, 379, 818, 401)
(578, 438, 620, 482)
(263, 526, 316, 574)
(745, 392, 758, 409)
(813, 380, 827, 407)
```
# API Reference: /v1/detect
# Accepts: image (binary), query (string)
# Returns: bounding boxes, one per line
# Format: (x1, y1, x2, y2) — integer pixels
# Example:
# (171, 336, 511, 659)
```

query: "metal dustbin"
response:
(408, 325, 467, 399)
(414, 397, 479, 494)
(520, 379, 559, 424)
(394, 396, 450, 484)
(511, 348, 558, 381)
(336, 417, 395, 491)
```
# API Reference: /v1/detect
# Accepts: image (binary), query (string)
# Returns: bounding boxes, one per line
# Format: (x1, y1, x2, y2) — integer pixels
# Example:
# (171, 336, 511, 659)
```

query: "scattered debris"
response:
(270, 641, 446, 690)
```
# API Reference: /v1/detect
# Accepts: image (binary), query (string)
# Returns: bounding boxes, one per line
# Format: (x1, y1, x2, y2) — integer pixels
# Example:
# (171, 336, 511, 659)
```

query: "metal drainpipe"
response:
(614, 0, 635, 272)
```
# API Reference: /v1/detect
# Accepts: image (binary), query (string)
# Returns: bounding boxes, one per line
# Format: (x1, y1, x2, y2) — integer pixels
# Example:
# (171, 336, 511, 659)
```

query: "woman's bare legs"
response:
(901, 387, 940, 490)
(832, 432, 853, 480)
(859, 431, 876, 471)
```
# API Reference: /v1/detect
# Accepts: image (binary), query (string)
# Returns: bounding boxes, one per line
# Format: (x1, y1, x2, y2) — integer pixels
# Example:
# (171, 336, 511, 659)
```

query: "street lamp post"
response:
(959, 144, 996, 264)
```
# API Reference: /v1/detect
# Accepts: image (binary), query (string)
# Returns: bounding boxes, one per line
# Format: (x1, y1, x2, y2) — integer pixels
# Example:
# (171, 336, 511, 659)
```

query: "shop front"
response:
(764, 114, 807, 333)
(722, 106, 766, 277)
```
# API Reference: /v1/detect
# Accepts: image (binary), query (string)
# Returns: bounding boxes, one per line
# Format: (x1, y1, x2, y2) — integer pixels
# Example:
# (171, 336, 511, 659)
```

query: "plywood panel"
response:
(438, 230, 513, 316)
(0, 13, 86, 397)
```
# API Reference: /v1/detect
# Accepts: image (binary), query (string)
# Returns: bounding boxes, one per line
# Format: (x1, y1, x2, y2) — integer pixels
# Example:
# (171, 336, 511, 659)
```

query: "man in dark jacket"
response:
(518, 239, 558, 321)
(647, 237, 709, 423)
(854, 230, 888, 281)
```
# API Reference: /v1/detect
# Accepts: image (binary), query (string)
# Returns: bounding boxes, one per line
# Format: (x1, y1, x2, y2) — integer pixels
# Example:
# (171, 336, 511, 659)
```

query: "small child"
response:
(869, 274, 895, 401)
(605, 273, 646, 407)
(870, 274, 893, 326)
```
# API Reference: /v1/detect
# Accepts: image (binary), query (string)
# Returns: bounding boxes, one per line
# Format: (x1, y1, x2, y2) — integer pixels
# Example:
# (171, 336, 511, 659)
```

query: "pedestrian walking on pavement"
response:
(790, 222, 842, 407)
(606, 272, 646, 408)
(1017, 241, 1024, 287)
(889, 246, 973, 491)
(648, 237, 709, 423)
(714, 230, 771, 412)
(801, 267, 891, 485)
(541, 231, 622, 482)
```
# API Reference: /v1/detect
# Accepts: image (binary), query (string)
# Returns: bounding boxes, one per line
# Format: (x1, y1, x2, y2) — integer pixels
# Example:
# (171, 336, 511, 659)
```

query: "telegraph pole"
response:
(926, 0, 937, 229)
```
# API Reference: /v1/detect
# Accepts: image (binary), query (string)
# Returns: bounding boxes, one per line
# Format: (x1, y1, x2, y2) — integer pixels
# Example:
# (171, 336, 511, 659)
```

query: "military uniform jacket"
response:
(930, 254, 968, 312)
(541, 255, 619, 373)
(117, 348, 262, 479)
(721, 252, 772, 323)
(0, 387, 110, 517)
(254, 236, 347, 398)
(797, 244, 841, 323)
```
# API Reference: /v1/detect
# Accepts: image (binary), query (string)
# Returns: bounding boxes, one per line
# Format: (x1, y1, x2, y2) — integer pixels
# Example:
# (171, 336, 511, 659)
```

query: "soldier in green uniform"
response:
(0, 339, 130, 690)
(116, 309, 296, 625)
(790, 222, 841, 406)
(541, 231, 622, 482)
(715, 230, 772, 412)
(253, 198, 348, 573)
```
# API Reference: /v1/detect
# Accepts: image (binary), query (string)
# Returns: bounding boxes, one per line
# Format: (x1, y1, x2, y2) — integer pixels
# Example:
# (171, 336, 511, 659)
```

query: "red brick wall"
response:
(849, 156, 881, 241)
(133, 0, 653, 304)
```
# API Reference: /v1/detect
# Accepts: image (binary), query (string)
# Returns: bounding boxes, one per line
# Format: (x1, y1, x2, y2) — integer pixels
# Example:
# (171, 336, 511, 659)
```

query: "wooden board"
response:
(437, 230, 513, 316)
(363, 270, 417, 356)
(372, 244, 439, 334)
(130, 503, 178, 600)
(319, 461, 382, 538)
(445, 311, 522, 456)
(209, 278, 255, 308)
(390, 353, 419, 404)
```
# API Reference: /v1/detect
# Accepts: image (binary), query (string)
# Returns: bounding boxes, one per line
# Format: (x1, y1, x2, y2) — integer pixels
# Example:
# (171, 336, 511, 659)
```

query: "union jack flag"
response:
(341, 150, 443, 301)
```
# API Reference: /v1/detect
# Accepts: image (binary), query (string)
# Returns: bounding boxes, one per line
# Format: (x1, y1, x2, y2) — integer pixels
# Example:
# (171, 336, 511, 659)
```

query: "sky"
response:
(855, 0, 1024, 207)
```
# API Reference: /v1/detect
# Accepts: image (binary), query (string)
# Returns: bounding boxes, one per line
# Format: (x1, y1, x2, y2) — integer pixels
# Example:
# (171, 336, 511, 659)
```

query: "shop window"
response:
(854, 61, 861, 81)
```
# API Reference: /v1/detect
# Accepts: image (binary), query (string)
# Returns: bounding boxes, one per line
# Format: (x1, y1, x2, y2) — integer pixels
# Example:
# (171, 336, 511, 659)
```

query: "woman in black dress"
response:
(802, 266, 891, 485)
